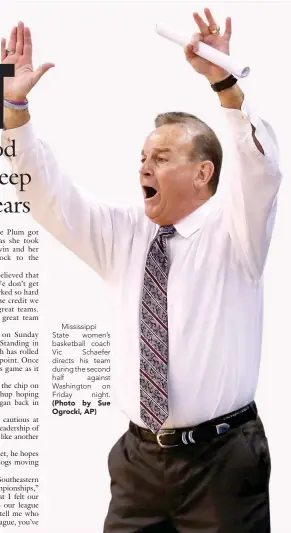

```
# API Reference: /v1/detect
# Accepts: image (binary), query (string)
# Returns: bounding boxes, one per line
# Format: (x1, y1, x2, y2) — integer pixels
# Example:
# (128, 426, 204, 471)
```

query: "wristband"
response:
(211, 75, 238, 93)
(4, 98, 29, 110)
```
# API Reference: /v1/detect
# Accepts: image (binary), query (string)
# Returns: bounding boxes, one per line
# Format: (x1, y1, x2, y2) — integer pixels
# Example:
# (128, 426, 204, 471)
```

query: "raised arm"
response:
(185, 8, 282, 282)
(1, 23, 142, 281)
(219, 98, 281, 283)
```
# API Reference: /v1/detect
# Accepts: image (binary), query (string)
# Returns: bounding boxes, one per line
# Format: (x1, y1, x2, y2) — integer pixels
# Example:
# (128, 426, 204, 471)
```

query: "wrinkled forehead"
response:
(142, 123, 195, 154)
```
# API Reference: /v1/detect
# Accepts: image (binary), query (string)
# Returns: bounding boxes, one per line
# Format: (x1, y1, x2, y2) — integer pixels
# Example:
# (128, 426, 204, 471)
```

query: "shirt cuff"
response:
(221, 95, 279, 164)
(1, 120, 37, 154)
(221, 95, 258, 132)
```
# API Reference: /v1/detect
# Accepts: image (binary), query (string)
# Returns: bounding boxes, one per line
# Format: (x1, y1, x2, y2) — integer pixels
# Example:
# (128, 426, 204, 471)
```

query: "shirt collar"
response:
(173, 196, 219, 238)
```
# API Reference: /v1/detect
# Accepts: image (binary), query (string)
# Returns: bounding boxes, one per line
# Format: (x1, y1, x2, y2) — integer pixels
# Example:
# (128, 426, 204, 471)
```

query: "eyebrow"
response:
(141, 148, 172, 156)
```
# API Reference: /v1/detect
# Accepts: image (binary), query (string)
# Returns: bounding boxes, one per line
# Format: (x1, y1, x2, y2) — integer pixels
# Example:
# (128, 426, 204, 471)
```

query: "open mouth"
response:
(143, 186, 158, 199)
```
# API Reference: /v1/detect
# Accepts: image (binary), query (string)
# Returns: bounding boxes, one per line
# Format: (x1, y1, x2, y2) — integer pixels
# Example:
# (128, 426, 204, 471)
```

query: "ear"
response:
(193, 160, 214, 190)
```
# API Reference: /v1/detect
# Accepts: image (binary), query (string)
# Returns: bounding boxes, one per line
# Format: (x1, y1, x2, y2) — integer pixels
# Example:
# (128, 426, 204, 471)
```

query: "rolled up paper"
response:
(156, 23, 250, 78)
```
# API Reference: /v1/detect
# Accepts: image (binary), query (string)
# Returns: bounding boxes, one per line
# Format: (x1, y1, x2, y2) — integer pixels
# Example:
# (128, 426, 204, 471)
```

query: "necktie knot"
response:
(158, 225, 176, 238)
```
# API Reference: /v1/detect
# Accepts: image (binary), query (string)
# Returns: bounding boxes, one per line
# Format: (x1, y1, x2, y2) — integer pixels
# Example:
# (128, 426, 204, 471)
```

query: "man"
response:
(1, 7, 281, 532)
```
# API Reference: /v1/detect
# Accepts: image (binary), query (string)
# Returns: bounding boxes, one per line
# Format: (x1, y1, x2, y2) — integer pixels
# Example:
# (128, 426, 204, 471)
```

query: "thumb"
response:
(184, 33, 203, 61)
(32, 62, 55, 85)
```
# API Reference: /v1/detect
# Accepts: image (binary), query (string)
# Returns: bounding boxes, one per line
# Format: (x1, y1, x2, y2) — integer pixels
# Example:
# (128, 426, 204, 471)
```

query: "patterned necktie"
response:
(140, 224, 176, 433)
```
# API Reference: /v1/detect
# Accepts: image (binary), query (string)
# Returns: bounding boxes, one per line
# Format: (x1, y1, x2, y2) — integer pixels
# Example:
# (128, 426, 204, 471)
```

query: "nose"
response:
(140, 159, 153, 176)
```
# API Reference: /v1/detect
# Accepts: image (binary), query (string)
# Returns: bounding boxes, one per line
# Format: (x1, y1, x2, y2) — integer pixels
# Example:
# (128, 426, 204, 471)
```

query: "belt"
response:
(129, 402, 257, 448)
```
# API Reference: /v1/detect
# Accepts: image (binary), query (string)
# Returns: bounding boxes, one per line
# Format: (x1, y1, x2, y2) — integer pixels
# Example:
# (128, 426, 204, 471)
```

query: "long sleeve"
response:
(222, 98, 282, 282)
(1, 120, 142, 282)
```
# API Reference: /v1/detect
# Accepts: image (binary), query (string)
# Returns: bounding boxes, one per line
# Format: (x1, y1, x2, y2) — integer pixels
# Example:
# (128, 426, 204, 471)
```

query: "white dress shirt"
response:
(1, 98, 282, 428)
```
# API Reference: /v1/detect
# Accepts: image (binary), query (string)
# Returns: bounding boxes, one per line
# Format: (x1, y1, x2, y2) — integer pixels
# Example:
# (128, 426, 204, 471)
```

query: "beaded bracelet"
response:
(4, 98, 29, 110)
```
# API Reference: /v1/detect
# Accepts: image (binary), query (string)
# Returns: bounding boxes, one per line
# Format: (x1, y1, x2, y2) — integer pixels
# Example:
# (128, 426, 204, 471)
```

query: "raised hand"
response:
(184, 8, 232, 83)
(1, 21, 54, 101)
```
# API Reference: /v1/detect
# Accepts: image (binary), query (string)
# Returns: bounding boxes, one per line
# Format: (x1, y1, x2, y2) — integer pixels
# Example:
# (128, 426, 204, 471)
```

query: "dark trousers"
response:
(103, 416, 271, 532)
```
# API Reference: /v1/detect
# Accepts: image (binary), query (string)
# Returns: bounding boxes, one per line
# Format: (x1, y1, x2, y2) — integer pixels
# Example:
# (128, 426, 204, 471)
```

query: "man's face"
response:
(140, 124, 202, 226)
